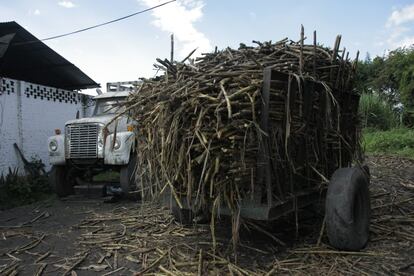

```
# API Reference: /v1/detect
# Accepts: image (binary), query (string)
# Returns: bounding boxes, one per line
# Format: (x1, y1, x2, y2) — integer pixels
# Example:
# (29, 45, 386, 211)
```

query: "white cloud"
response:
(387, 4, 414, 27)
(139, 0, 212, 57)
(394, 36, 414, 48)
(384, 5, 414, 49)
(58, 1, 76, 8)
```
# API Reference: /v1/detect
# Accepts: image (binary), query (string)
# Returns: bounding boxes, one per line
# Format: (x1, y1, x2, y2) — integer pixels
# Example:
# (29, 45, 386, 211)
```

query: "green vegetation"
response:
(359, 93, 398, 130)
(357, 48, 413, 159)
(363, 128, 414, 159)
(0, 168, 52, 210)
(356, 48, 414, 127)
(93, 170, 119, 182)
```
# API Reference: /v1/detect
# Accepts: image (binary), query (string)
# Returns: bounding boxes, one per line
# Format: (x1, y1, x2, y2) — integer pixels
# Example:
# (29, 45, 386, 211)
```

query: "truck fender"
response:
(48, 135, 66, 165)
(104, 132, 135, 165)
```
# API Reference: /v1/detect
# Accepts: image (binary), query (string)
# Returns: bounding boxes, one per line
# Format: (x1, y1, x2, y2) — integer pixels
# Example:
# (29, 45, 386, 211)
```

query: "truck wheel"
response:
(49, 165, 74, 197)
(326, 167, 370, 250)
(120, 154, 137, 193)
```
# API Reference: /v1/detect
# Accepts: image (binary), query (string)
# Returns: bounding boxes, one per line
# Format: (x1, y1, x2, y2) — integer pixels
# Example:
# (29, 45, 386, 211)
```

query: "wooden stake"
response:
(300, 25, 304, 75)
(313, 30, 317, 77)
(170, 33, 174, 63)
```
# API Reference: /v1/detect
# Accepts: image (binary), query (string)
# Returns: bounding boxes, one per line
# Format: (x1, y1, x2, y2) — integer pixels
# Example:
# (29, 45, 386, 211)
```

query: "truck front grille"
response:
(66, 124, 98, 159)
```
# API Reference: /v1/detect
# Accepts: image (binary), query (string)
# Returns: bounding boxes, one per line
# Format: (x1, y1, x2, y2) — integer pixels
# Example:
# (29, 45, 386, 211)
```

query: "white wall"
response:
(0, 78, 20, 174)
(0, 77, 94, 175)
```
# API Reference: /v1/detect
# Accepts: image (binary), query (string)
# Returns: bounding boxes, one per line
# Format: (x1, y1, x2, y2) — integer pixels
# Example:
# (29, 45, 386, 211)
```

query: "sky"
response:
(2, 0, 414, 93)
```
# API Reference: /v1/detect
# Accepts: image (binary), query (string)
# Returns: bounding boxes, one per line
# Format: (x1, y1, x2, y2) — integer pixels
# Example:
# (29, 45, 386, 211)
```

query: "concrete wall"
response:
(0, 77, 94, 175)
(0, 78, 20, 175)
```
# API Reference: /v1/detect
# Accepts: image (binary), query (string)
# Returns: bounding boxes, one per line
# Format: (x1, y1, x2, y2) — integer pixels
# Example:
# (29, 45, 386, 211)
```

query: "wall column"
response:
(15, 80, 24, 168)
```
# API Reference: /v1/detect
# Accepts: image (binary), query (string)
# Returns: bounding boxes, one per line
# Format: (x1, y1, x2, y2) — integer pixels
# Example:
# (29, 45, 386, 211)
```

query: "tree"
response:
(399, 64, 414, 126)
(355, 47, 414, 126)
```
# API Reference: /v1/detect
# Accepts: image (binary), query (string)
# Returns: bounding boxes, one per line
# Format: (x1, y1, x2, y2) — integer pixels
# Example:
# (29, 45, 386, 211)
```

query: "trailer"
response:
(127, 35, 369, 251)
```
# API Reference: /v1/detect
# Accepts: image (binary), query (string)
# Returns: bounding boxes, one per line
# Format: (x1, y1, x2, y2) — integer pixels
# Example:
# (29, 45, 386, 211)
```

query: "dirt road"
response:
(0, 155, 413, 275)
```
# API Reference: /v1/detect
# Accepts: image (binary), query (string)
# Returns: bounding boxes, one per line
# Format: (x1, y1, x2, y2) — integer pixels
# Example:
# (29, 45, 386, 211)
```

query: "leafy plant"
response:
(0, 166, 51, 210)
(355, 47, 414, 127)
(359, 93, 398, 130)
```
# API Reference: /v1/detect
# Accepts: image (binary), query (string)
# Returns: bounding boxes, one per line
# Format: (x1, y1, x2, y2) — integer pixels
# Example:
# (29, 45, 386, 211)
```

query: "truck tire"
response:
(326, 167, 370, 250)
(49, 165, 74, 197)
(120, 154, 137, 193)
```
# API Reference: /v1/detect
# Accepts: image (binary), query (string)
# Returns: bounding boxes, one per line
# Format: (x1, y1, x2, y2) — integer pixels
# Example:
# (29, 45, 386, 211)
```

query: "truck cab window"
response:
(94, 98, 126, 116)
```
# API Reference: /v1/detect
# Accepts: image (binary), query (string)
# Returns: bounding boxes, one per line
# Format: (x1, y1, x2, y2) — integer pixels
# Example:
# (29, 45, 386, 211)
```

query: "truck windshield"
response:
(94, 98, 126, 116)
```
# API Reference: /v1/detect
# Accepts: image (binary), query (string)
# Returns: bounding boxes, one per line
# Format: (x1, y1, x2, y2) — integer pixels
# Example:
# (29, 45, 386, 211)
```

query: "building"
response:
(0, 21, 99, 175)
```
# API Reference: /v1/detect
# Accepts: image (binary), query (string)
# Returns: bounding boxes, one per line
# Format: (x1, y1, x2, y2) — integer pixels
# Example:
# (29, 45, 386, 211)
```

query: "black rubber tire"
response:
(326, 167, 371, 250)
(49, 165, 74, 197)
(120, 154, 137, 193)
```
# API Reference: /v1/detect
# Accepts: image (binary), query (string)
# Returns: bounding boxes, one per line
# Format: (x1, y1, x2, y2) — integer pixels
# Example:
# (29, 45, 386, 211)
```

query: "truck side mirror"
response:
(76, 110, 80, 119)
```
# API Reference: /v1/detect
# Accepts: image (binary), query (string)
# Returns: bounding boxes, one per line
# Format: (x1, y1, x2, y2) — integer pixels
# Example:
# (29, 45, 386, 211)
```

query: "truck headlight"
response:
(49, 140, 58, 152)
(114, 138, 121, 150)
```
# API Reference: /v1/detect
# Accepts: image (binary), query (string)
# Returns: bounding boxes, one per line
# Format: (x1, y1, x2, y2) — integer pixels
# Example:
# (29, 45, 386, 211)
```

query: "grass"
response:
(359, 93, 399, 130)
(363, 127, 414, 159)
(93, 170, 120, 182)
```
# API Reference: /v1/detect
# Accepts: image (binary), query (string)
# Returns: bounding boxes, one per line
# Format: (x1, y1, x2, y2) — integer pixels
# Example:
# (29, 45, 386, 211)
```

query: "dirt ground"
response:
(0, 155, 413, 275)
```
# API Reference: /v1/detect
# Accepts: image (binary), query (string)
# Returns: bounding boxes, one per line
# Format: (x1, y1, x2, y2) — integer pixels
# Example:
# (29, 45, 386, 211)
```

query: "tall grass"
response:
(359, 93, 399, 130)
(363, 128, 414, 159)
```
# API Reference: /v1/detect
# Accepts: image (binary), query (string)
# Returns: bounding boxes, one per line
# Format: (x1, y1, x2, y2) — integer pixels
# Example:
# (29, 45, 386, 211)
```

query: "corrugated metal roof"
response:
(0, 21, 99, 90)
(94, 91, 131, 99)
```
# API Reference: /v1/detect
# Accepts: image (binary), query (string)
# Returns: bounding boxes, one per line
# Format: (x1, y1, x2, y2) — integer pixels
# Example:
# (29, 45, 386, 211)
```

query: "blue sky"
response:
(2, 0, 414, 92)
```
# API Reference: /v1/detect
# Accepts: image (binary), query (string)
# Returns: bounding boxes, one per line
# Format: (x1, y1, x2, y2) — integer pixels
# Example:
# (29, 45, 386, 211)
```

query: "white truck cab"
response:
(48, 91, 137, 197)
